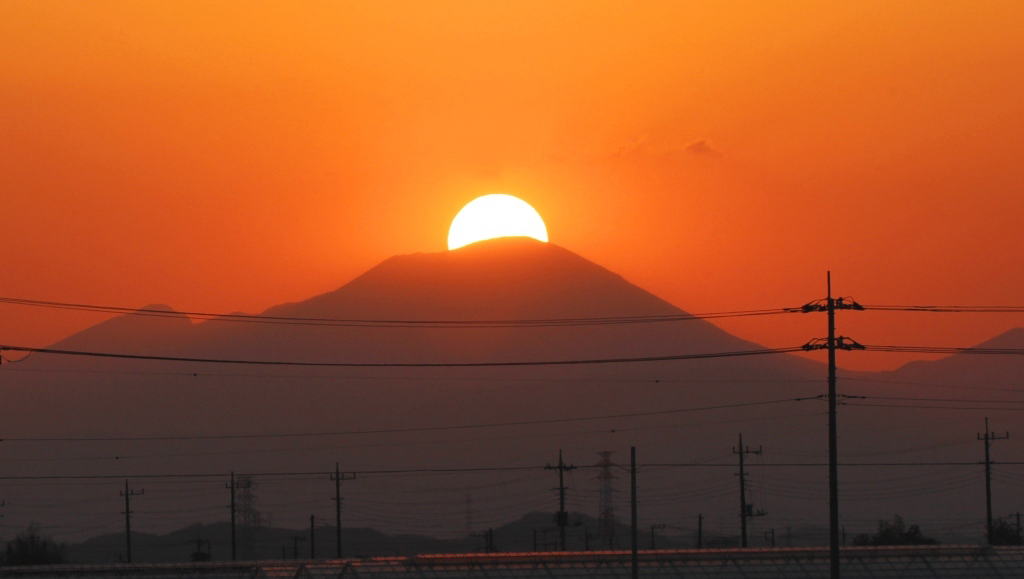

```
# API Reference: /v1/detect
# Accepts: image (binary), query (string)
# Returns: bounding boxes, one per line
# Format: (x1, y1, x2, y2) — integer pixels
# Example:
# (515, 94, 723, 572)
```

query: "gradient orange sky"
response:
(2, 1, 1021, 371)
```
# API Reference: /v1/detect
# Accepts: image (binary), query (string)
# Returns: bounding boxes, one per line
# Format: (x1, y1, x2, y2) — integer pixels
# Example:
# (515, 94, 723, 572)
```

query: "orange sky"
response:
(2, 1, 1022, 371)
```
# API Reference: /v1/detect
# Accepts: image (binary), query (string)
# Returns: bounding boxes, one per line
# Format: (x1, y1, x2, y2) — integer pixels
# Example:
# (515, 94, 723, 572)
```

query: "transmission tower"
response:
(236, 475, 262, 527)
(595, 450, 617, 548)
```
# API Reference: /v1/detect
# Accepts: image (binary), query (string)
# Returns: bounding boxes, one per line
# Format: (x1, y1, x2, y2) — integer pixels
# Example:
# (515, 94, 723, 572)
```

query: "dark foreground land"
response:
(2, 545, 1023, 578)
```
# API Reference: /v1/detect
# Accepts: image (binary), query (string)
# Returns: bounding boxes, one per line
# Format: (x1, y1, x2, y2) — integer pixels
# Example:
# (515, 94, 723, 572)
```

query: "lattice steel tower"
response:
(596, 451, 617, 548)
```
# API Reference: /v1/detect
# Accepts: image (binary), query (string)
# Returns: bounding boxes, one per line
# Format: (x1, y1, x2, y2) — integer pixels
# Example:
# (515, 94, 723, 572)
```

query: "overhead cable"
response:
(0, 296, 795, 328)
(6, 461, 1024, 481)
(0, 344, 804, 368)
(864, 304, 1024, 313)
(864, 344, 1024, 355)
(2, 396, 818, 442)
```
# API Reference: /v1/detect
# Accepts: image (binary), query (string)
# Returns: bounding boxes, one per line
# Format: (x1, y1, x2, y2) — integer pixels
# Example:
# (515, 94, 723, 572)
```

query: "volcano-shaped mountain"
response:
(8, 239, 831, 452)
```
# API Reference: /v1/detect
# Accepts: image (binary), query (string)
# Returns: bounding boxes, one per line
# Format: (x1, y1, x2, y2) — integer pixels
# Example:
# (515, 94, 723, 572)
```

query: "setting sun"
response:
(447, 194, 549, 250)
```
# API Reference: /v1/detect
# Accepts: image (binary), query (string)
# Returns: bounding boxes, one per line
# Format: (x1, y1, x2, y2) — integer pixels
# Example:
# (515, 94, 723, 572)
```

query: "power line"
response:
(865, 345, 1024, 355)
(644, 461, 1024, 468)
(0, 396, 817, 442)
(844, 395, 1024, 405)
(864, 305, 1024, 313)
(0, 296, 795, 327)
(0, 365, 823, 385)
(5, 364, 1018, 396)
(0, 467, 545, 481)
(839, 377, 1024, 395)
(844, 402, 1024, 412)
(4, 296, 1021, 326)
(0, 344, 804, 368)
(4, 461, 1024, 482)
(0, 410, 825, 464)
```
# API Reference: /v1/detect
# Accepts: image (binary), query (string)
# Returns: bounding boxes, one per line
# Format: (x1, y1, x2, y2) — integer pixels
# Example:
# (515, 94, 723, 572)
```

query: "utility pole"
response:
(649, 524, 665, 549)
(226, 472, 250, 561)
(190, 538, 210, 561)
(545, 449, 576, 550)
(121, 480, 143, 563)
(697, 514, 703, 549)
(733, 433, 765, 547)
(331, 464, 356, 558)
(292, 535, 305, 560)
(801, 272, 863, 579)
(483, 528, 495, 553)
(630, 446, 638, 579)
(978, 417, 1009, 544)
(765, 528, 776, 547)
(228, 472, 236, 561)
(310, 515, 316, 559)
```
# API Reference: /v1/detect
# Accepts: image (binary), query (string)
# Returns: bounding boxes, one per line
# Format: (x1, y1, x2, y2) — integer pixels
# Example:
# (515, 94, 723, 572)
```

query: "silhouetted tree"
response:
(989, 519, 1022, 545)
(4, 525, 66, 565)
(852, 515, 938, 546)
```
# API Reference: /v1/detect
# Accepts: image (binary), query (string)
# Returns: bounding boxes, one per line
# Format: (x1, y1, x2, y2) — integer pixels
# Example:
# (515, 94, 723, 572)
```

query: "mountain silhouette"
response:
(194, 237, 788, 364)
(883, 328, 1024, 386)
(1, 238, 1021, 550)
(7, 238, 820, 439)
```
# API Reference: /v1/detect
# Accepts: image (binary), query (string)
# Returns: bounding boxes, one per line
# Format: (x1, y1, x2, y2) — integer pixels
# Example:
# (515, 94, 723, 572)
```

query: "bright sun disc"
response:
(447, 194, 549, 250)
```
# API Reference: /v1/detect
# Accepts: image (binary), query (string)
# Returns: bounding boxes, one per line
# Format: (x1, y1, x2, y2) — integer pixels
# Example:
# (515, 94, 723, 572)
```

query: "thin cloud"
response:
(685, 140, 721, 157)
